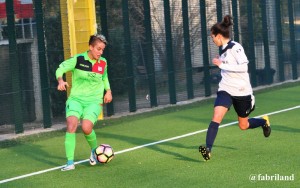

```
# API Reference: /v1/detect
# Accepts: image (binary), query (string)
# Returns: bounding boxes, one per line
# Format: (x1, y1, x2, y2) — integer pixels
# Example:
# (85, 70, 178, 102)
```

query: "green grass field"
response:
(0, 82, 299, 188)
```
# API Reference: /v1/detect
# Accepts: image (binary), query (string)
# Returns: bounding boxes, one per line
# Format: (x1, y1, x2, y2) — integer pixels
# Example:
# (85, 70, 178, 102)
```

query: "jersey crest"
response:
(92, 60, 106, 74)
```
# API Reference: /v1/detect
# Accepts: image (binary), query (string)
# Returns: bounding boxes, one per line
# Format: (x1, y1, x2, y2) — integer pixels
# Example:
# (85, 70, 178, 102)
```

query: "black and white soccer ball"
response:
(94, 144, 114, 163)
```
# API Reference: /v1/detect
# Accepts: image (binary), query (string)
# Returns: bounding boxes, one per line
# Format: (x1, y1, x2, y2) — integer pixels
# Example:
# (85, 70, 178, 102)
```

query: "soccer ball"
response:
(94, 144, 114, 163)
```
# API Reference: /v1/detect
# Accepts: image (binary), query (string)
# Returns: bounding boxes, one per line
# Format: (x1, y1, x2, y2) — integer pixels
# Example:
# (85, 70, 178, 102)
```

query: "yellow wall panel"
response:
(74, 8, 89, 18)
(60, 0, 103, 120)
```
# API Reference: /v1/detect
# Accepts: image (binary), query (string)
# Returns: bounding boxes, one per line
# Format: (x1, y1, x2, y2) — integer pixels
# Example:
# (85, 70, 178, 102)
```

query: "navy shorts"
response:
(214, 91, 255, 118)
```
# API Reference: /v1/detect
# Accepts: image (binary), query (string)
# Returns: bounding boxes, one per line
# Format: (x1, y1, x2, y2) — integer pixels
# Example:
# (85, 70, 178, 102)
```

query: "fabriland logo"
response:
(249, 174, 295, 182)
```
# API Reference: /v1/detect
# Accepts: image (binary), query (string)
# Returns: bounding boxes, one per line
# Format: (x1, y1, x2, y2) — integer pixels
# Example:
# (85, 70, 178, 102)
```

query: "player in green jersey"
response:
(56, 34, 112, 171)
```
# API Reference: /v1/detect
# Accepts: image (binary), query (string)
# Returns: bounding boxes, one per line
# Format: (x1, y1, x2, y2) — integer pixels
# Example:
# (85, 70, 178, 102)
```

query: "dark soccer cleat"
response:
(262, 115, 271, 137)
(199, 146, 211, 161)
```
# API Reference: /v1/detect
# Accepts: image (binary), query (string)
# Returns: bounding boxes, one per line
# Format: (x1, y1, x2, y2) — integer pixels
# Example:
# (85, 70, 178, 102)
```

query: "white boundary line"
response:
(1, 105, 299, 184)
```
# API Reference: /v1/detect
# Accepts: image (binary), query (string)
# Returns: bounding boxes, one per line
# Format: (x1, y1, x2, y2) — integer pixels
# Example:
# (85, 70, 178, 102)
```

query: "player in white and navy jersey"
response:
(199, 15, 271, 161)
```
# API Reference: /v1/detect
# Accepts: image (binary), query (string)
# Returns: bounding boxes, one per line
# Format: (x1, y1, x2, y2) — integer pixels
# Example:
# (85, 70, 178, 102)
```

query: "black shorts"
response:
(214, 91, 255, 118)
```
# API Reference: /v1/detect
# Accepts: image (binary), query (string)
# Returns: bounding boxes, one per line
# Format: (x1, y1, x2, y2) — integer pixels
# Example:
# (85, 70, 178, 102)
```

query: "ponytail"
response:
(211, 15, 233, 38)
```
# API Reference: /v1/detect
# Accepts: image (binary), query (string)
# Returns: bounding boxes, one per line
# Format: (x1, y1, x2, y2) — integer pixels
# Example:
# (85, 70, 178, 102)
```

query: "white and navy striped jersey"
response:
(218, 40, 253, 96)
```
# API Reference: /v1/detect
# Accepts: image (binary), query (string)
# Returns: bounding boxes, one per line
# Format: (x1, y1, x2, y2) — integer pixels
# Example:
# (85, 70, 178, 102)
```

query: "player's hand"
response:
(212, 55, 221, 66)
(104, 90, 112, 103)
(57, 78, 69, 91)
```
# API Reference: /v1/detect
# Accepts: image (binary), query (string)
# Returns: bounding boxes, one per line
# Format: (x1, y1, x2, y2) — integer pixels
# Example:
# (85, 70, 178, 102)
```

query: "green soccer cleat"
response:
(199, 146, 211, 161)
(262, 115, 271, 137)
(61, 164, 75, 171)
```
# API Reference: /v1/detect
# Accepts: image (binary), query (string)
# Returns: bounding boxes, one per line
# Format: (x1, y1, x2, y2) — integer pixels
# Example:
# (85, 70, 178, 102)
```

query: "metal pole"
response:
(216, 0, 222, 22)
(122, 0, 137, 112)
(34, 0, 52, 128)
(143, 0, 157, 107)
(247, 0, 257, 87)
(275, 0, 285, 81)
(216, 0, 222, 54)
(261, 0, 272, 84)
(99, 0, 115, 116)
(288, 0, 298, 80)
(6, 0, 24, 133)
(182, 0, 194, 99)
(232, 0, 239, 42)
(163, 0, 176, 104)
(200, 0, 211, 97)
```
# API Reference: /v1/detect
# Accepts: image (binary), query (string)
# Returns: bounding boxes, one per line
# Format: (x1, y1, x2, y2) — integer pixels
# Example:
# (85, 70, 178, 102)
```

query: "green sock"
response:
(65, 132, 76, 161)
(84, 129, 97, 150)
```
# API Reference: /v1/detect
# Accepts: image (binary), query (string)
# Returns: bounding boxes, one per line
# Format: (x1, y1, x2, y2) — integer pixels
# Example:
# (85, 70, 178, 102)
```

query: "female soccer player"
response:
(199, 15, 271, 161)
(56, 34, 112, 171)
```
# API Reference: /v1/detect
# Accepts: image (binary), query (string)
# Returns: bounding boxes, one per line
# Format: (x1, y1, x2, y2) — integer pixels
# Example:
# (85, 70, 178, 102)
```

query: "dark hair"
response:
(89, 34, 107, 46)
(210, 15, 233, 38)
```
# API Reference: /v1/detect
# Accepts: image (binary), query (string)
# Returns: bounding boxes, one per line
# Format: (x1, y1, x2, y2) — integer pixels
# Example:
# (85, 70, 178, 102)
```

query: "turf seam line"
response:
(0, 105, 299, 184)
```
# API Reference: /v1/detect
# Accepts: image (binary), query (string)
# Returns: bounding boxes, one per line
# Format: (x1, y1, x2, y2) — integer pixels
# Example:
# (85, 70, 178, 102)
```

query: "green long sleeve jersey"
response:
(56, 51, 110, 104)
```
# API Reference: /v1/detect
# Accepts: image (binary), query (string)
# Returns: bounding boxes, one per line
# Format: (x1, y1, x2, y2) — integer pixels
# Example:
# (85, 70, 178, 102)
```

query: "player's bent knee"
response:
(82, 126, 93, 135)
(66, 116, 79, 133)
(239, 124, 248, 130)
(66, 123, 78, 133)
(81, 119, 94, 134)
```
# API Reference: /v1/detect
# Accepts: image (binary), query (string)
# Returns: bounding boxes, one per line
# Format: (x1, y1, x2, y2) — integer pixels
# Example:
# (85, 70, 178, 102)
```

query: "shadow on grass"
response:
(213, 145, 237, 150)
(100, 132, 203, 163)
(9, 143, 65, 166)
(272, 124, 300, 133)
(173, 115, 211, 124)
(0, 131, 66, 167)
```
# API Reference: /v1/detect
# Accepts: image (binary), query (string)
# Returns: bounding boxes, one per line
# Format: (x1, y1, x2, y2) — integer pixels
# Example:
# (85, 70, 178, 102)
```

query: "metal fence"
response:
(0, 0, 299, 134)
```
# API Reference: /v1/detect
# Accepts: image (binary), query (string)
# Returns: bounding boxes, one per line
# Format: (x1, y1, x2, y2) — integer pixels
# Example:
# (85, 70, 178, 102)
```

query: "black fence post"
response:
(247, 0, 257, 87)
(232, 0, 239, 42)
(34, 0, 52, 128)
(216, 0, 222, 54)
(216, 0, 222, 22)
(288, 0, 298, 80)
(6, 0, 24, 133)
(275, 0, 285, 82)
(200, 0, 211, 97)
(99, 0, 115, 116)
(182, 0, 194, 99)
(163, 0, 176, 104)
(143, 0, 157, 107)
(261, 0, 272, 85)
(122, 0, 137, 112)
